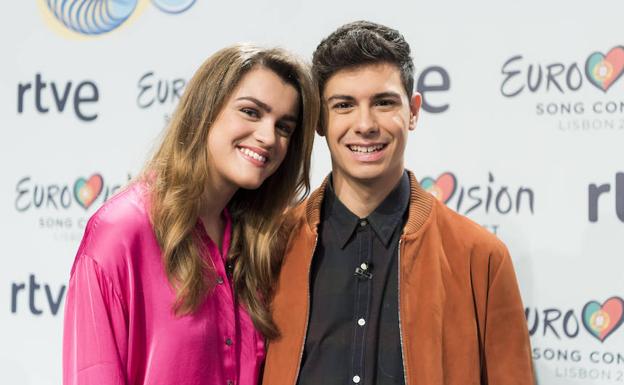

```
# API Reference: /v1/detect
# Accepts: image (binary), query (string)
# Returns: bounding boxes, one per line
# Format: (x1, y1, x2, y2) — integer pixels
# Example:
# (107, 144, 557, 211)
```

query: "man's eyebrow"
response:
(326, 92, 402, 103)
(236, 96, 272, 112)
(326, 95, 356, 103)
(372, 91, 402, 99)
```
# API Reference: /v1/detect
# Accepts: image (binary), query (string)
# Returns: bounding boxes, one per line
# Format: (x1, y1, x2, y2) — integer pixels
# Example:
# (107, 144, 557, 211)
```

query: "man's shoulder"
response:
(430, 198, 510, 262)
(281, 199, 312, 239)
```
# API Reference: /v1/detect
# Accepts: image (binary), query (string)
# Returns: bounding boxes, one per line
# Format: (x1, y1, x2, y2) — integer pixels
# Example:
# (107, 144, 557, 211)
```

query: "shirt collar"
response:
(322, 178, 360, 249)
(367, 171, 410, 246)
(322, 171, 410, 248)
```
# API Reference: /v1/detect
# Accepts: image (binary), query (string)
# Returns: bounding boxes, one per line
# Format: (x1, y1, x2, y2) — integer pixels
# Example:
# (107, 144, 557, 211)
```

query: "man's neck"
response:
(332, 167, 405, 218)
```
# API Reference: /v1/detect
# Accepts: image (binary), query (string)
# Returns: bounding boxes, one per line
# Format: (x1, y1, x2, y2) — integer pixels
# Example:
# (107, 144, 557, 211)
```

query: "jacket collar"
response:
(305, 170, 433, 236)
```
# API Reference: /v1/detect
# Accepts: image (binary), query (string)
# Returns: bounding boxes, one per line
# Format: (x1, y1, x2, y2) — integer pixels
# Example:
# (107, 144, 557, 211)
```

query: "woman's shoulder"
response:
(76, 182, 156, 267)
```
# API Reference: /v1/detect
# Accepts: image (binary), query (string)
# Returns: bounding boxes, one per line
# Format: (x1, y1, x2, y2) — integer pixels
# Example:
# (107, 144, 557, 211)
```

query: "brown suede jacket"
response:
(263, 172, 535, 385)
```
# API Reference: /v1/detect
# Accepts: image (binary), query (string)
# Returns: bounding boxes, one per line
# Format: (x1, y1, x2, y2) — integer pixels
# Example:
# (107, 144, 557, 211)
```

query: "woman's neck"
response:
(198, 177, 237, 250)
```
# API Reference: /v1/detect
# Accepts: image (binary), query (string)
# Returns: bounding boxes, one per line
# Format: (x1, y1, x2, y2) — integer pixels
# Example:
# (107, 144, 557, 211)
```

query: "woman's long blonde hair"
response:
(144, 44, 318, 338)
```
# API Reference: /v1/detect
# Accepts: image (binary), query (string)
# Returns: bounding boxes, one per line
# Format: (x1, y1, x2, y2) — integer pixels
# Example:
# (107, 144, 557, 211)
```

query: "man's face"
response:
(321, 63, 421, 187)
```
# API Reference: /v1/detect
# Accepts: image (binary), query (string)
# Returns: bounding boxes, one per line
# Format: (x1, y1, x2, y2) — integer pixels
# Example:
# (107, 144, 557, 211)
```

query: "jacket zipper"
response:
(397, 239, 409, 385)
(293, 235, 319, 385)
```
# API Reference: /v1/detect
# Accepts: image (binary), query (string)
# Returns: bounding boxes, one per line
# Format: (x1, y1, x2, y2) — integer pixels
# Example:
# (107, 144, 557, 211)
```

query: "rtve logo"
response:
(588, 172, 624, 222)
(17, 73, 100, 122)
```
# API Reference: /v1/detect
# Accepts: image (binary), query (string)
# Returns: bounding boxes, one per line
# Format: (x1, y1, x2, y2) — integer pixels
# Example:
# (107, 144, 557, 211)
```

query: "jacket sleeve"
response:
(483, 246, 535, 385)
(63, 254, 128, 385)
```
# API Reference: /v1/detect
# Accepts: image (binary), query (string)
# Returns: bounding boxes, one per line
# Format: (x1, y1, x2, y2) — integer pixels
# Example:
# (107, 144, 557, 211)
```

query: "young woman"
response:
(62, 45, 319, 385)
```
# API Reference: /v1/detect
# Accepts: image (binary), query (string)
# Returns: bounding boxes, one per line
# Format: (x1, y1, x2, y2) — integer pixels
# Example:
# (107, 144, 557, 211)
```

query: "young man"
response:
(263, 21, 534, 385)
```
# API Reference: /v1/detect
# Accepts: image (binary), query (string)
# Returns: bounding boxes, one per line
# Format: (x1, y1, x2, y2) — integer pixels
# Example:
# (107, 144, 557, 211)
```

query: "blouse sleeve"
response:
(63, 254, 128, 385)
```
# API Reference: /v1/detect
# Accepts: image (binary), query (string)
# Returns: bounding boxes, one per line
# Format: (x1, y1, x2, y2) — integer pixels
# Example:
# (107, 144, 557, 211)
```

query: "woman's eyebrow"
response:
(236, 96, 272, 112)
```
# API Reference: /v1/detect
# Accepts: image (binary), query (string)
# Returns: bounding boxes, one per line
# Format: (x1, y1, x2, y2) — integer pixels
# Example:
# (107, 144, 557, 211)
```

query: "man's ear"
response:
(409, 92, 422, 131)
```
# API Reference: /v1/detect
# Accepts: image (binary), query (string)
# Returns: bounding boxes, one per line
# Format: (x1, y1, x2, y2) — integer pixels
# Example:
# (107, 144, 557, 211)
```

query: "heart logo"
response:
(420, 172, 457, 203)
(73, 174, 104, 210)
(585, 46, 624, 92)
(582, 296, 624, 342)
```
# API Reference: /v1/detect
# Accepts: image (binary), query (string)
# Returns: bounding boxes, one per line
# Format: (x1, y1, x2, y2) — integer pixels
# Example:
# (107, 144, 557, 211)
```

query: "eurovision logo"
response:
(40, 0, 196, 37)
(585, 47, 624, 92)
(73, 174, 103, 209)
(420, 171, 534, 215)
(526, 296, 624, 343)
(583, 297, 624, 342)
(420, 172, 456, 204)
(14, 173, 131, 241)
(501, 45, 624, 97)
(420, 171, 534, 235)
(14, 173, 124, 212)
(501, 45, 624, 132)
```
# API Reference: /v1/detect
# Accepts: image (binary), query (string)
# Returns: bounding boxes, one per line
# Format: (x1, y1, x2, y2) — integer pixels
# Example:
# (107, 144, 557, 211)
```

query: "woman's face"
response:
(207, 66, 300, 192)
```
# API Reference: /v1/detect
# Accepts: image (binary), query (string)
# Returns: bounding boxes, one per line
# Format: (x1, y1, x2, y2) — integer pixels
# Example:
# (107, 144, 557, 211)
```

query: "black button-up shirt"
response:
(297, 172, 410, 385)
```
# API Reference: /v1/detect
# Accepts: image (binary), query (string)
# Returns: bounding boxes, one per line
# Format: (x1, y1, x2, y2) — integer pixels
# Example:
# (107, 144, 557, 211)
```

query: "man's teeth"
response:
(348, 144, 385, 153)
(239, 147, 267, 163)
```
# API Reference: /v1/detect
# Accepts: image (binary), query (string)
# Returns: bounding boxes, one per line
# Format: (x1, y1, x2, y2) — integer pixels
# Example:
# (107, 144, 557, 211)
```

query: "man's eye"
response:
(241, 108, 260, 118)
(376, 99, 396, 107)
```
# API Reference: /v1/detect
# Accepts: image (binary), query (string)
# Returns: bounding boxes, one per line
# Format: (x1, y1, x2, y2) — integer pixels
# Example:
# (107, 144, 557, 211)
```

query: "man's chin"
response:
(336, 166, 388, 184)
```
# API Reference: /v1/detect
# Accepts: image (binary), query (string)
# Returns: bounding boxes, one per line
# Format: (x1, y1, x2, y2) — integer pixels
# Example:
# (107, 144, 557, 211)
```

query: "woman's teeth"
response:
(238, 147, 267, 163)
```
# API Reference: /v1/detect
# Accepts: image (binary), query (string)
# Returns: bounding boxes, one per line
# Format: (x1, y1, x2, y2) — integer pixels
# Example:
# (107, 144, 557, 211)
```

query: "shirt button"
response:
(227, 381, 233, 385)
(360, 262, 368, 270)
(216, 276, 224, 285)
(357, 318, 366, 326)
(353, 375, 361, 383)
(359, 219, 367, 227)
(225, 338, 233, 346)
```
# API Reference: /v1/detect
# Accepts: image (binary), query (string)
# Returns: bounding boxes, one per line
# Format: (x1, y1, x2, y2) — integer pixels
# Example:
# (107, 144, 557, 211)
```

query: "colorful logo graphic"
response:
(585, 46, 624, 92)
(73, 174, 104, 209)
(420, 172, 456, 203)
(420, 171, 534, 220)
(582, 296, 624, 342)
(151, 0, 196, 13)
(42, 0, 196, 36)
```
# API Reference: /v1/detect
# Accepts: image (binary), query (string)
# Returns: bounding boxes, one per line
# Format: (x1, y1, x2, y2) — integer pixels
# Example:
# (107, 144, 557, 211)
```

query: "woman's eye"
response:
(241, 108, 259, 118)
(277, 124, 295, 137)
(333, 102, 352, 110)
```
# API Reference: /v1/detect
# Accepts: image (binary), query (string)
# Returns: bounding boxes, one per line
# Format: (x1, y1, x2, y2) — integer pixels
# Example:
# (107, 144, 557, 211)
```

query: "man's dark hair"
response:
(312, 20, 415, 98)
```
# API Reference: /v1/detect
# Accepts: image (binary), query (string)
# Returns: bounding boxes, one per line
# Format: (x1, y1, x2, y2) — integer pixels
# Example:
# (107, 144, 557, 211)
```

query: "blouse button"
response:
(225, 338, 233, 346)
(216, 276, 224, 285)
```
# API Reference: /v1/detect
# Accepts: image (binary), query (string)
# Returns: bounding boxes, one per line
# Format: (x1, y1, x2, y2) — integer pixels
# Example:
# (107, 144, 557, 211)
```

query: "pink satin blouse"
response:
(63, 183, 265, 385)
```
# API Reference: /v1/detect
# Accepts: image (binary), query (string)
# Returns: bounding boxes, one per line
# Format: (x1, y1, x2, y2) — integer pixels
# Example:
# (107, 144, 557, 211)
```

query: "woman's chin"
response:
(232, 175, 267, 191)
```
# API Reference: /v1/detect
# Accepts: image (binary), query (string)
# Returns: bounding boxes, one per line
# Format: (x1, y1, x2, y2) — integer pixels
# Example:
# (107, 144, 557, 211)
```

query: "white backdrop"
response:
(1, 1, 623, 384)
